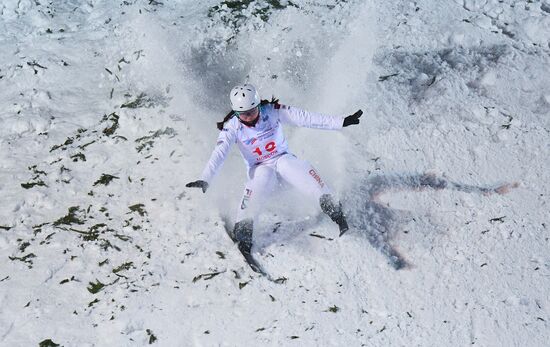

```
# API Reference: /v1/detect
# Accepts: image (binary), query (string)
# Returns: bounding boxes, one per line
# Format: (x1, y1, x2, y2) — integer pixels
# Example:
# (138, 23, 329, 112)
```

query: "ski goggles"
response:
(235, 105, 259, 117)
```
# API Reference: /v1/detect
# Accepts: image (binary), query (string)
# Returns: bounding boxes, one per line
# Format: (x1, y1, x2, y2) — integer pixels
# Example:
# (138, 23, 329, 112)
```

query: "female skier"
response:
(186, 84, 362, 269)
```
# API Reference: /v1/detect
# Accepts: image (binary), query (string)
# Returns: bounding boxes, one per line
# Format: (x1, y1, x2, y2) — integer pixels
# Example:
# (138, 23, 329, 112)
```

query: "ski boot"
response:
(320, 194, 349, 236)
(232, 219, 265, 274)
(233, 219, 253, 254)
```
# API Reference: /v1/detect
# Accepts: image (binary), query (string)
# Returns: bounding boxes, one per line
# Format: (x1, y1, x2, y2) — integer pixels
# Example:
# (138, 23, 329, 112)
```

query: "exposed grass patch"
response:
(128, 204, 147, 216)
(71, 223, 115, 242)
(208, 0, 298, 28)
(121, 92, 169, 109)
(53, 206, 86, 226)
(273, 277, 287, 284)
(21, 181, 47, 189)
(93, 174, 120, 186)
(33, 223, 48, 235)
(27, 60, 48, 74)
(99, 239, 121, 252)
(112, 262, 134, 273)
(70, 153, 86, 162)
(21, 165, 48, 189)
(135, 127, 177, 153)
(39, 232, 56, 245)
(102, 112, 119, 136)
(88, 298, 100, 307)
(78, 140, 96, 150)
(121, 93, 148, 108)
(19, 241, 31, 252)
(39, 339, 60, 347)
(192, 270, 225, 282)
(87, 279, 105, 294)
(114, 234, 132, 242)
(8, 253, 36, 268)
(59, 276, 75, 284)
(146, 329, 157, 344)
(326, 305, 340, 313)
(50, 137, 74, 152)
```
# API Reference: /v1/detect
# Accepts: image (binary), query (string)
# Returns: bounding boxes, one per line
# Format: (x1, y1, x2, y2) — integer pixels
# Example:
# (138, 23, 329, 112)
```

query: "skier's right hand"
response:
(343, 109, 363, 127)
(186, 180, 209, 193)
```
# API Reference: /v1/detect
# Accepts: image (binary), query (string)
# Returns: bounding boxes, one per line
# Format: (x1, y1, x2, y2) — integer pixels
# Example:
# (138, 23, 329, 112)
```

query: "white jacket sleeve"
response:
(277, 104, 345, 130)
(200, 127, 236, 184)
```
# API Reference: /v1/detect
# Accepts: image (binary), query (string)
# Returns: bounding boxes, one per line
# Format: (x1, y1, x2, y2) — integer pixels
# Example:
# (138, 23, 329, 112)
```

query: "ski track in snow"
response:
(1, 0, 549, 346)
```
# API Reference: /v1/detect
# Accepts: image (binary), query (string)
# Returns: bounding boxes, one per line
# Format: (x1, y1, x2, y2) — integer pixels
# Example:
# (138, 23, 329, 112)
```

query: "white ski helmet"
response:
(230, 84, 260, 111)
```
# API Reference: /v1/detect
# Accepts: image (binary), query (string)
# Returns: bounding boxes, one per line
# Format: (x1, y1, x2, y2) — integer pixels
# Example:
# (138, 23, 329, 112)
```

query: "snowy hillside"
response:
(1, 0, 549, 346)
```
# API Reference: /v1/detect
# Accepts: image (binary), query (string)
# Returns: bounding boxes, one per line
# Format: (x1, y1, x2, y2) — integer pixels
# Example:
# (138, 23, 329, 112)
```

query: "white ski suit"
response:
(200, 102, 345, 223)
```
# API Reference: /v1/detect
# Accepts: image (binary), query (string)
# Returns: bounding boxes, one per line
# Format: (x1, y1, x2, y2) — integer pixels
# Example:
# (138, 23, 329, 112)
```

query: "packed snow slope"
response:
(1, 0, 549, 346)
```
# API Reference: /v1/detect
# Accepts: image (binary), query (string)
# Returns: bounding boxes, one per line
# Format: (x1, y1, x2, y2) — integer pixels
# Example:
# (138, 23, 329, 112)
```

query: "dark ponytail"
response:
(216, 96, 280, 130)
(216, 110, 235, 130)
(263, 96, 280, 106)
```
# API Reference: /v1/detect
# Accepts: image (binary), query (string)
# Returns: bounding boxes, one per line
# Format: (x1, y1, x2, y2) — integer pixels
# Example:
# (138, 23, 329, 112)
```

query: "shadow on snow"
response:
(344, 173, 518, 269)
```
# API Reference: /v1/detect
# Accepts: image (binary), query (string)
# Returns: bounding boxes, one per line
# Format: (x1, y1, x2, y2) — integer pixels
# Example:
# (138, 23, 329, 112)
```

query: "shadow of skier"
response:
(344, 173, 519, 270)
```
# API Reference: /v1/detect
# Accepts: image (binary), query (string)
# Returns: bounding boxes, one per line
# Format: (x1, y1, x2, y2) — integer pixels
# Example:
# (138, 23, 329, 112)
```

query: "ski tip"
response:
(249, 263, 266, 275)
(339, 227, 350, 237)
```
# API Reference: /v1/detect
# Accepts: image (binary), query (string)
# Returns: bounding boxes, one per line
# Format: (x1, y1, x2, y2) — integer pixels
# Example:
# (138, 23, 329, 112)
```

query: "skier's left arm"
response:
(276, 104, 363, 129)
(185, 126, 236, 193)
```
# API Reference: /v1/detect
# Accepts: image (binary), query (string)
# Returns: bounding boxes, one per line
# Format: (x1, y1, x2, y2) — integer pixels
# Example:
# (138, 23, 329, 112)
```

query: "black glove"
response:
(186, 180, 209, 193)
(343, 109, 363, 127)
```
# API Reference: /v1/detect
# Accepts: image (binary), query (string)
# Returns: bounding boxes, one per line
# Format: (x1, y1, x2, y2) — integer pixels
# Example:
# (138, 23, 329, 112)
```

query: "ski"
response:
(221, 216, 271, 278)
(237, 245, 269, 277)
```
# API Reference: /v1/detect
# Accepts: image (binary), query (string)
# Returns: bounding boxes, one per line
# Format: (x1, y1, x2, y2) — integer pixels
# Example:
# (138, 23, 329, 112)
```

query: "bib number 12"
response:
(253, 141, 276, 156)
